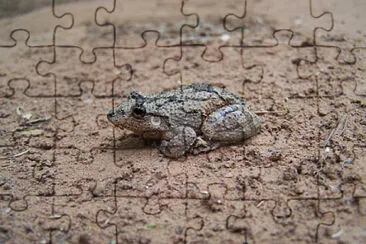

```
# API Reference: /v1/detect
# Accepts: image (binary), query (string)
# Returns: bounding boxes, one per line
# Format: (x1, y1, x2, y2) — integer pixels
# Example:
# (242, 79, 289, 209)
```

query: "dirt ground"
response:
(0, 0, 365, 243)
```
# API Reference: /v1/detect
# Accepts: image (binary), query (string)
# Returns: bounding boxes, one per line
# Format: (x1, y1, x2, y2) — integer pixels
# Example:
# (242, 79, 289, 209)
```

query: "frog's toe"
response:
(191, 138, 220, 155)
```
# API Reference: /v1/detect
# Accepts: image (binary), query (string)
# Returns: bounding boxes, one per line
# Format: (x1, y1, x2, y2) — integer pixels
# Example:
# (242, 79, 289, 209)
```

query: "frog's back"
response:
(154, 83, 245, 105)
(183, 83, 244, 105)
(143, 83, 248, 131)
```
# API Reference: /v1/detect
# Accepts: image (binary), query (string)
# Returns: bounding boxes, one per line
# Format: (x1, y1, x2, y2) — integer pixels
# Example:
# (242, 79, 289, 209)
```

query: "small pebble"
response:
(220, 34, 230, 42)
(223, 172, 233, 178)
(344, 158, 353, 164)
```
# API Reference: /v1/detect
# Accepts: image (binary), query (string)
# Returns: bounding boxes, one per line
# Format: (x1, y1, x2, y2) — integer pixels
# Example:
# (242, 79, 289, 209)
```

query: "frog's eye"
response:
(132, 106, 146, 119)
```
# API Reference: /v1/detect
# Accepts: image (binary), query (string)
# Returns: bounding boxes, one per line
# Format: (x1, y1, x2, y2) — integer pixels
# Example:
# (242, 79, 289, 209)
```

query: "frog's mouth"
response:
(107, 108, 123, 125)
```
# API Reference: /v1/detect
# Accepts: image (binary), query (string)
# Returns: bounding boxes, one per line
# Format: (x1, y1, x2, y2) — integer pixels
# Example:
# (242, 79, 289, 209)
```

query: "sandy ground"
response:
(0, 0, 366, 243)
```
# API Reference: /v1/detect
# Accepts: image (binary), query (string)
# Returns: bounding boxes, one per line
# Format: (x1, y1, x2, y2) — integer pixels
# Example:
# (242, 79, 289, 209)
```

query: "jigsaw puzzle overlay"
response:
(1, 0, 365, 243)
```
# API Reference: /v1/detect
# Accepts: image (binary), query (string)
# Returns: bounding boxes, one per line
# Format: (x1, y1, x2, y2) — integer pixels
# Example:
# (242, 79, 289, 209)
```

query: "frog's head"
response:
(107, 91, 167, 138)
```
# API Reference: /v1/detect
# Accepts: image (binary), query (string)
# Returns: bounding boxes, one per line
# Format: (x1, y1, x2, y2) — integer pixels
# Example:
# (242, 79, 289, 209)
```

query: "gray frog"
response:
(107, 83, 260, 158)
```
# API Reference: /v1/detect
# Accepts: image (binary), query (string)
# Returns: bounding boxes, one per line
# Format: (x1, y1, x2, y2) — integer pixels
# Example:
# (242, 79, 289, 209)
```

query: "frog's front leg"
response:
(159, 126, 197, 158)
(201, 104, 261, 143)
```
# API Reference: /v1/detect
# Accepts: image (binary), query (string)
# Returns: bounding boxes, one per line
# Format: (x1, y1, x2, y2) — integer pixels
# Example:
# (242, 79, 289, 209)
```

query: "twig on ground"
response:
(324, 113, 348, 148)
(0, 149, 30, 160)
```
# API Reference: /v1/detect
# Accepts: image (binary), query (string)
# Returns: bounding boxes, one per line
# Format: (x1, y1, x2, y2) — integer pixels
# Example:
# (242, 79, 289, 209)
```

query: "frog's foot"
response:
(159, 126, 196, 158)
(191, 137, 221, 155)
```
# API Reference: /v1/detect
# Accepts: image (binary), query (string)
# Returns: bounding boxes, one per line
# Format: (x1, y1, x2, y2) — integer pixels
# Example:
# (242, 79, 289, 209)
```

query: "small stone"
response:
(294, 182, 306, 194)
(344, 158, 353, 164)
(223, 172, 233, 178)
(269, 148, 282, 162)
(220, 34, 230, 42)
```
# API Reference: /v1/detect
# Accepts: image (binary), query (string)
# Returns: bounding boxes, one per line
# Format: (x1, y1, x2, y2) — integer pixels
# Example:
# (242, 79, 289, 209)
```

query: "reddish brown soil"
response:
(0, 0, 365, 243)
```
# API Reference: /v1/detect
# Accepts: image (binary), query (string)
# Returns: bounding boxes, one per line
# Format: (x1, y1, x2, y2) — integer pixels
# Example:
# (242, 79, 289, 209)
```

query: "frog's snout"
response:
(107, 107, 128, 124)
(107, 109, 117, 123)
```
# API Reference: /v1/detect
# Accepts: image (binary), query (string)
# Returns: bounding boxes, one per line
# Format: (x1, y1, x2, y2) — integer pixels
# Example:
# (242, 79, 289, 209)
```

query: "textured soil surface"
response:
(1, 0, 365, 243)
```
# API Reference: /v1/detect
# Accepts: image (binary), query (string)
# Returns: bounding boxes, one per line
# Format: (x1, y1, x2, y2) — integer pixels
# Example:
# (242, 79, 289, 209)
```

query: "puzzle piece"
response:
(270, 199, 335, 243)
(0, 196, 55, 243)
(317, 183, 366, 243)
(52, 194, 116, 243)
(56, 128, 167, 197)
(227, 0, 332, 47)
(0, 146, 56, 208)
(227, 200, 312, 243)
(53, 137, 171, 198)
(168, 153, 250, 202)
(0, 80, 57, 204)
(236, 149, 319, 200)
(36, 78, 117, 197)
(54, 148, 117, 197)
(319, 97, 365, 240)
(97, 196, 202, 243)
(243, 97, 288, 147)
(36, 46, 132, 97)
(164, 45, 262, 93)
(317, 95, 366, 198)
(312, 0, 366, 64)
(185, 183, 247, 243)
(241, 31, 317, 99)
(296, 38, 365, 114)
(297, 46, 360, 99)
(113, 31, 181, 94)
(282, 97, 321, 147)
(54, 81, 114, 150)
(0, 30, 55, 97)
(234, 97, 323, 199)
(0, 79, 55, 147)
(239, 33, 320, 147)
(53, 0, 115, 62)
(180, 0, 248, 61)
(227, 200, 279, 243)
(95, 0, 195, 47)
(0, 0, 72, 46)
(114, 148, 178, 199)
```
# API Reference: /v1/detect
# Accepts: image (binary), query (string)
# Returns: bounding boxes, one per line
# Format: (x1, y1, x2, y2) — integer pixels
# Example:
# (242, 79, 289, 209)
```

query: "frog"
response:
(107, 83, 261, 158)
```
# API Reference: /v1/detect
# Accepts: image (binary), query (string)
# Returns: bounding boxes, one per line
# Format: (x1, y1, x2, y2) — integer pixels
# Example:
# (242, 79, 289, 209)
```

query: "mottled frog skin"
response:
(107, 83, 260, 158)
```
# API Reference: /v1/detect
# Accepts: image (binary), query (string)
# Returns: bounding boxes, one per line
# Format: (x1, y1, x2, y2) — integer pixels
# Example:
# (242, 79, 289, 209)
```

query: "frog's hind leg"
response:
(201, 104, 261, 143)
